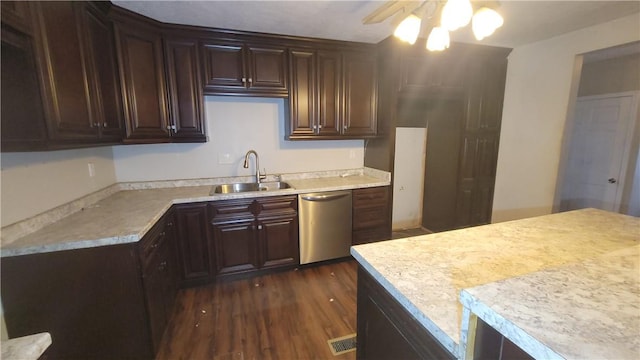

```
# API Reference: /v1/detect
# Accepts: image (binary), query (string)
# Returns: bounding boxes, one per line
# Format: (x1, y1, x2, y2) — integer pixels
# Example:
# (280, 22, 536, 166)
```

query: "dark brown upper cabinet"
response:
(113, 21, 170, 143)
(111, 7, 206, 144)
(1, 20, 48, 152)
(30, 1, 123, 146)
(287, 46, 377, 140)
(164, 36, 206, 142)
(201, 39, 288, 96)
(1, 1, 32, 35)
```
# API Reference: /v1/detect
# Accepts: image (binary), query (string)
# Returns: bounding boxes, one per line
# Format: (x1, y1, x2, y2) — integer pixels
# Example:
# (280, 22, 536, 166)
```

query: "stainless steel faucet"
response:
(243, 150, 266, 184)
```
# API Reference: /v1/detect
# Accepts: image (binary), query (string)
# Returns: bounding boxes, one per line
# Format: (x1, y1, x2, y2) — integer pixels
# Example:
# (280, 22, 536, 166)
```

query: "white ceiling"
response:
(113, 1, 640, 49)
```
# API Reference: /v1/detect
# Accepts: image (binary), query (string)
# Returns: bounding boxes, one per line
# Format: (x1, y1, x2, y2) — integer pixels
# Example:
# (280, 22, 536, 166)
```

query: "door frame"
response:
(555, 90, 640, 213)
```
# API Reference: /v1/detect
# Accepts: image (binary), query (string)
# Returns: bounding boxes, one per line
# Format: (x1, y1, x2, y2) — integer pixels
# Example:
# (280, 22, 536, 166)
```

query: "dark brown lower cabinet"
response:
(210, 195, 299, 279)
(356, 266, 455, 360)
(1, 212, 179, 359)
(174, 203, 216, 287)
(352, 186, 391, 245)
(1, 245, 154, 359)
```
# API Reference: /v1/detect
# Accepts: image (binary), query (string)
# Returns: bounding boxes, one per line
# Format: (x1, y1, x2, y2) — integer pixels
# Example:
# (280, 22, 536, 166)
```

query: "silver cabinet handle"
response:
(312, 125, 317, 130)
(343, 125, 348, 130)
(248, 78, 253, 83)
(257, 225, 263, 230)
(103, 122, 107, 128)
(242, 77, 247, 83)
(318, 124, 323, 129)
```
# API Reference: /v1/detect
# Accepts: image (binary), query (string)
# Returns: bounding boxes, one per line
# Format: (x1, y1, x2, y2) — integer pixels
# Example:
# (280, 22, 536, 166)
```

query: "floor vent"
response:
(328, 333, 357, 356)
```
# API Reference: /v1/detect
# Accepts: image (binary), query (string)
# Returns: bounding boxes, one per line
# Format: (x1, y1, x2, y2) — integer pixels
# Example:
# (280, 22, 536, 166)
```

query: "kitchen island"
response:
(351, 208, 639, 359)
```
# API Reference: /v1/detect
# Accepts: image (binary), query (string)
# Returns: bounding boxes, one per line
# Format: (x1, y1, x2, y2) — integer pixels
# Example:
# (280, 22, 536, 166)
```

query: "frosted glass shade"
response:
(393, 14, 421, 45)
(472, 7, 504, 40)
(426, 27, 450, 51)
(441, 0, 473, 31)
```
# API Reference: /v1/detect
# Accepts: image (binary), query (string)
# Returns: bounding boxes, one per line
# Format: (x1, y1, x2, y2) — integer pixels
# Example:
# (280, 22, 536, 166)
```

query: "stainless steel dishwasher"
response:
(298, 190, 352, 264)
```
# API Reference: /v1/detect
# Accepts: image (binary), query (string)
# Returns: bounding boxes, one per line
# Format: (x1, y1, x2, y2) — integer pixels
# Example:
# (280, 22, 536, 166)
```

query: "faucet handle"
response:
(259, 168, 267, 181)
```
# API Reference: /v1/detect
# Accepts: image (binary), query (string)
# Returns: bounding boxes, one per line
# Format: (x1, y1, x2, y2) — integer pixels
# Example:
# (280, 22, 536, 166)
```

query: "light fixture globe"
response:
(394, 14, 422, 45)
(426, 27, 450, 51)
(441, 0, 473, 31)
(472, 7, 504, 40)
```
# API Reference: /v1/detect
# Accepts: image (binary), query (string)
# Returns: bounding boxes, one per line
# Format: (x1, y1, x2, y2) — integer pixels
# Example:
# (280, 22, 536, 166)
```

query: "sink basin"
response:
(210, 181, 292, 195)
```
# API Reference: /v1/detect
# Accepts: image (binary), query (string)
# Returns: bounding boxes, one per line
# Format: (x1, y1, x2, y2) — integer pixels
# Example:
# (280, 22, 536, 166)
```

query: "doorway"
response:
(559, 92, 639, 212)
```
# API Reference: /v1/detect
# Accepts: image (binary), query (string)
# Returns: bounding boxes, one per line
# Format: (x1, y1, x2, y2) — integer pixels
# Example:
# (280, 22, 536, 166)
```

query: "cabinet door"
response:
(175, 204, 215, 286)
(212, 220, 259, 275)
(343, 50, 377, 136)
(142, 237, 170, 354)
(82, 3, 123, 142)
(115, 22, 170, 142)
(165, 36, 206, 142)
(258, 215, 299, 269)
(201, 41, 245, 92)
(1, 26, 48, 151)
(246, 45, 287, 94)
(317, 50, 342, 136)
(31, 2, 97, 141)
(287, 50, 316, 137)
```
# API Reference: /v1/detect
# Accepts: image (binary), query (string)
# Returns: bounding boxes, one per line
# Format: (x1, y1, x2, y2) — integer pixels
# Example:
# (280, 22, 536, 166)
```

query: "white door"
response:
(561, 93, 637, 212)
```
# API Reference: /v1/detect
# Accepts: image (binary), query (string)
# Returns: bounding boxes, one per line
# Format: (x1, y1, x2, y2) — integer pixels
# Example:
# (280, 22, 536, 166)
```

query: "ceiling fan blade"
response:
(362, 1, 420, 25)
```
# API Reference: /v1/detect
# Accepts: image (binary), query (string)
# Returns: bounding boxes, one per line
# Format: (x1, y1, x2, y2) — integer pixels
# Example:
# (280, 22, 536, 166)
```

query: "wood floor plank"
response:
(156, 260, 357, 360)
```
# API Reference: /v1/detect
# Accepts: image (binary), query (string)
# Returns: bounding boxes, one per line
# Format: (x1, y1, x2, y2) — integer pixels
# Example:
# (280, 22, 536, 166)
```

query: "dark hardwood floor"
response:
(157, 260, 358, 360)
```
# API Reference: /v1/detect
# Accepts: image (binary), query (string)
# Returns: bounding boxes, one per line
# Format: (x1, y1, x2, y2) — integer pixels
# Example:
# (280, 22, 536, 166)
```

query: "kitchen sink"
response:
(210, 181, 292, 195)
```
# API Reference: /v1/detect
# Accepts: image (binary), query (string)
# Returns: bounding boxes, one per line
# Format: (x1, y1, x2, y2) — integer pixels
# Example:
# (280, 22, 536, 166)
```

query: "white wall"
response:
(0, 147, 116, 227)
(392, 128, 427, 230)
(113, 96, 364, 182)
(492, 13, 640, 223)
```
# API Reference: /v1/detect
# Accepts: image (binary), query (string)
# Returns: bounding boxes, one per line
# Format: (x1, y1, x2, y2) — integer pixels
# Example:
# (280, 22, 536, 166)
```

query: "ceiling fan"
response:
(362, 0, 504, 51)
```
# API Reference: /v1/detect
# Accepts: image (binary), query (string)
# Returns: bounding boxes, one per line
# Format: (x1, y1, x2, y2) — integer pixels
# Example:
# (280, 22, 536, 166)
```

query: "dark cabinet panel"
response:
(202, 42, 245, 90)
(352, 186, 391, 245)
(114, 22, 170, 142)
(82, 3, 123, 141)
(165, 36, 206, 141)
(201, 40, 287, 96)
(343, 50, 377, 136)
(247, 45, 288, 91)
(32, 1, 96, 140)
(1, 26, 48, 151)
(356, 266, 455, 360)
(258, 215, 299, 269)
(1, 1, 32, 34)
(212, 219, 259, 275)
(175, 203, 216, 287)
(287, 46, 377, 139)
(288, 50, 316, 137)
(210, 195, 299, 278)
(317, 50, 342, 136)
(400, 53, 465, 93)
(1, 245, 154, 359)
(138, 210, 179, 350)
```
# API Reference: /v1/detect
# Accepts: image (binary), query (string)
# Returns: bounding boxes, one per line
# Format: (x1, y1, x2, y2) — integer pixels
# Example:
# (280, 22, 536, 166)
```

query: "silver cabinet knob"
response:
(103, 122, 107, 128)
(242, 77, 247, 83)
(248, 78, 253, 83)
(257, 225, 263, 230)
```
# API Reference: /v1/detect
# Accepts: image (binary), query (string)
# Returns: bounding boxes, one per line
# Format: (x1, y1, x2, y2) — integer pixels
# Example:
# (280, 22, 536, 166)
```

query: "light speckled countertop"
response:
(1, 332, 51, 360)
(1, 168, 389, 257)
(351, 208, 640, 359)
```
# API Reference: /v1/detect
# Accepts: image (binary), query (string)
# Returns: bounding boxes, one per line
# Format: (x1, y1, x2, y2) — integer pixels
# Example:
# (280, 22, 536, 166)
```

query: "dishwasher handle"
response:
(301, 192, 350, 202)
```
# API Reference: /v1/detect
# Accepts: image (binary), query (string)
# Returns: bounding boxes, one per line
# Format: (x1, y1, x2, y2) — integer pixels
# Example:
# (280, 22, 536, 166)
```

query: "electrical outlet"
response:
(218, 153, 234, 165)
(87, 163, 95, 177)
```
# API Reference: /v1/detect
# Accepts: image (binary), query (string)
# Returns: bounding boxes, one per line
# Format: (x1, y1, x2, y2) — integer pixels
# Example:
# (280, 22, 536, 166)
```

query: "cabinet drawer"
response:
(138, 221, 167, 267)
(255, 195, 297, 216)
(353, 186, 389, 208)
(209, 198, 254, 222)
